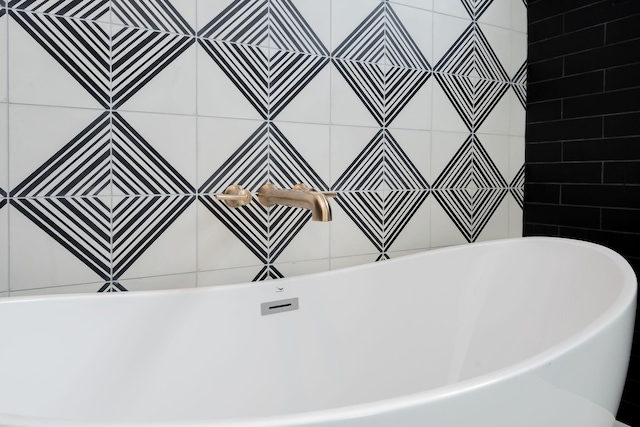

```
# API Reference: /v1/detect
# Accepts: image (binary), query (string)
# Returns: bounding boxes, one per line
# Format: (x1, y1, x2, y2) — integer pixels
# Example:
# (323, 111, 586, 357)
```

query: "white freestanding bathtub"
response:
(0, 237, 636, 427)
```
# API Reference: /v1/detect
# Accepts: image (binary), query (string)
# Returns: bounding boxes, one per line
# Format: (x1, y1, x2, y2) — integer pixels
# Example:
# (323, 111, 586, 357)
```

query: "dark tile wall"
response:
(525, 0, 640, 423)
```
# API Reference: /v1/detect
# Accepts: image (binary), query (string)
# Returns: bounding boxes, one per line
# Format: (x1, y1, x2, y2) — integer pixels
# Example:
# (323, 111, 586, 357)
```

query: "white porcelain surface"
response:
(0, 238, 635, 426)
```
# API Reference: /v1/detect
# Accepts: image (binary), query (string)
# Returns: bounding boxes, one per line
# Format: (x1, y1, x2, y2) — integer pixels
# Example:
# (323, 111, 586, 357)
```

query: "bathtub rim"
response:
(0, 236, 636, 427)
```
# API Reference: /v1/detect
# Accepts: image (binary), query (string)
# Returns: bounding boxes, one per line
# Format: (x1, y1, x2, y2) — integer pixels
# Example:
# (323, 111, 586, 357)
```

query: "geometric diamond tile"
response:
(511, 60, 527, 109)
(333, 128, 429, 257)
(199, 122, 328, 267)
(9, 9, 111, 107)
(199, 0, 329, 120)
(8, 1, 109, 20)
(333, 2, 431, 127)
(98, 282, 128, 292)
(433, 134, 507, 242)
(10, 112, 196, 281)
(509, 164, 525, 209)
(0, 189, 5, 209)
(460, 0, 495, 20)
(435, 23, 509, 132)
(111, 1, 194, 34)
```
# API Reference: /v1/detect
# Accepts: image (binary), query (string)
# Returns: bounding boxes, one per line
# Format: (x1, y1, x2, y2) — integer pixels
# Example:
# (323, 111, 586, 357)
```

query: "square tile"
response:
(330, 63, 380, 128)
(331, 0, 380, 52)
(478, 0, 512, 30)
(291, 0, 331, 51)
(390, 128, 431, 185)
(275, 258, 331, 279)
(330, 253, 377, 271)
(476, 195, 509, 242)
(330, 194, 379, 258)
(274, 63, 330, 124)
(0, 102, 7, 191)
(8, 13, 107, 108)
(430, 130, 467, 183)
(9, 1, 111, 24)
(196, 43, 263, 120)
(430, 195, 467, 247)
(196, 0, 235, 33)
(330, 124, 379, 186)
(9, 201, 107, 291)
(197, 265, 261, 287)
(389, 78, 433, 131)
(117, 111, 197, 191)
(8, 281, 106, 297)
(277, 218, 331, 264)
(508, 196, 523, 238)
(117, 42, 197, 115)
(275, 121, 331, 185)
(387, 194, 431, 252)
(118, 198, 197, 281)
(392, 3, 434, 66)
(8, 105, 105, 190)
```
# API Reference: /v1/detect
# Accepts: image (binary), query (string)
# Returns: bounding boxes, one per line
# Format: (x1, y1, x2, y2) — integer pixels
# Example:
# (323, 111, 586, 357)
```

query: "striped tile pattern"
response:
(333, 2, 431, 127)
(433, 135, 508, 242)
(435, 23, 510, 132)
(2, 0, 526, 292)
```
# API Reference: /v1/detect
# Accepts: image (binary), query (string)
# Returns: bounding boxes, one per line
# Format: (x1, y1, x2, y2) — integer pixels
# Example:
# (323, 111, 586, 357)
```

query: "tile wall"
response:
(0, 0, 527, 295)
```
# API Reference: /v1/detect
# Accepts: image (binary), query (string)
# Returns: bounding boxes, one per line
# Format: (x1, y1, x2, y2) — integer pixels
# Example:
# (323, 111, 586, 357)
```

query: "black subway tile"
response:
(522, 222, 560, 236)
(524, 183, 561, 203)
(604, 161, 640, 184)
(528, 57, 564, 84)
(602, 208, 640, 233)
(563, 137, 640, 161)
(528, 71, 603, 103)
(528, 15, 564, 44)
(563, 87, 640, 118)
(607, 14, 640, 44)
(558, 227, 640, 258)
(527, 162, 602, 184)
(565, 37, 640, 75)
(529, 25, 605, 62)
(606, 63, 640, 91)
(525, 142, 562, 163)
(563, 184, 640, 208)
(528, 1, 602, 25)
(604, 112, 640, 137)
(527, 117, 603, 142)
(566, 1, 640, 33)
(527, 100, 562, 122)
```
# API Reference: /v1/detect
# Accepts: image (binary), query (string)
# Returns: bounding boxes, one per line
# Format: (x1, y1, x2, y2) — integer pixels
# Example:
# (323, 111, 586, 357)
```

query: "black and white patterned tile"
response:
(1, 0, 526, 293)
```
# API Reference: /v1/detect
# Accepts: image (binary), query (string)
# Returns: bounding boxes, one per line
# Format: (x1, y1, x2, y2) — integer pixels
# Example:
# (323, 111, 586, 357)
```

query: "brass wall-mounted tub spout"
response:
(257, 183, 336, 222)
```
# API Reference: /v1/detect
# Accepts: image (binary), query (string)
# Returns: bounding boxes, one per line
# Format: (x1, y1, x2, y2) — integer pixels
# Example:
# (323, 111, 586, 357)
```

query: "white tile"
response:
(169, 0, 197, 31)
(430, 194, 467, 247)
(277, 218, 331, 264)
(508, 89, 526, 137)
(291, 0, 331, 52)
(390, 1, 433, 11)
(432, 13, 471, 67)
(476, 87, 512, 136)
(196, 202, 264, 271)
(478, 0, 512, 30)
(392, 4, 434, 66)
(387, 195, 431, 252)
(275, 258, 331, 279)
(196, 0, 235, 34)
(508, 135, 525, 183)
(7, 17, 104, 109)
(0, 15, 7, 103)
(432, 1, 469, 22)
(508, 196, 523, 238)
(330, 63, 380, 128)
(275, 121, 331, 186)
(430, 80, 467, 133)
(9, 203, 105, 291)
(476, 195, 509, 242)
(330, 198, 378, 258)
(118, 200, 197, 281)
(330, 124, 379, 185)
(479, 22, 512, 78)
(117, 111, 197, 190)
(389, 78, 433, 131)
(0, 205, 7, 293)
(118, 272, 197, 292)
(392, 128, 431, 184)
(476, 133, 510, 183)
(430, 130, 468, 184)
(196, 44, 263, 120)
(510, 30, 528, 79)
(196, 116, 264, 189)
(511, 0, 528, 33)
(331, 0, 380, 51)
(197, 266, 261, 287)
(8, 105, 104, 189)
(118, 42, 197, 115)
(275, 64, 330, 125)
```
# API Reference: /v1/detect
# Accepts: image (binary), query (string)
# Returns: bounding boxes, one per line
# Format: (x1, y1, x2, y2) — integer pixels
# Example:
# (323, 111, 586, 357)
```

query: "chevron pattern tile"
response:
(1, 0, 526, 294)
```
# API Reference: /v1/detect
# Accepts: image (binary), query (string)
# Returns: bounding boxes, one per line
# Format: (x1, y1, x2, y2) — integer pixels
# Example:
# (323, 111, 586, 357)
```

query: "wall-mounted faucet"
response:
(257, 183, 336, 222)
(214, 183, 336, 222)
